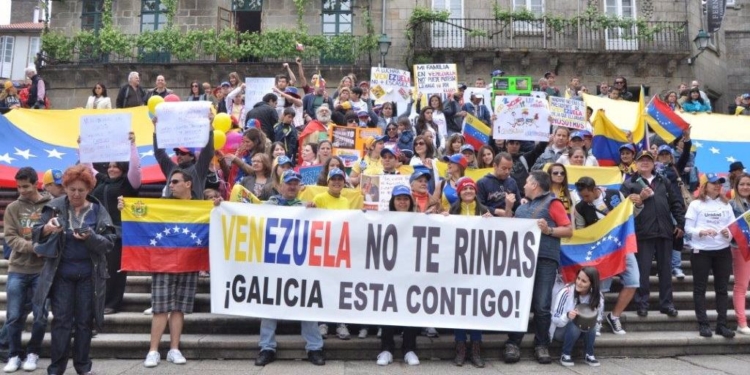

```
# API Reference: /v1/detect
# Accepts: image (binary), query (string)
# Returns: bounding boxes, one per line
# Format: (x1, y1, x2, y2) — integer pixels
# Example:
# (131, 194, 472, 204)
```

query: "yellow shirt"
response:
(460, 201, 477, 216)
(352, 154, 383, 175)
(313, 192, 351, 210)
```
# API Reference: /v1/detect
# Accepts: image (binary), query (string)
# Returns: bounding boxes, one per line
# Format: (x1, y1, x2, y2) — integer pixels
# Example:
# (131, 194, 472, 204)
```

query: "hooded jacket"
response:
(4, 193, 52, 273)
(246, 101, 280, 142)
(476, 173, 521, 215)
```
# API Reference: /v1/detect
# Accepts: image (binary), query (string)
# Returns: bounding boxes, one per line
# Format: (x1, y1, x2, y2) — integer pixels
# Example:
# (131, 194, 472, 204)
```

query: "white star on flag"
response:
(0, 153, 15, 164)
(196, 238, 202, 245)
(155, 233, 163, 240)
(710, 147, 720, 154)
(44, 148, 66, 159)
(163, 228, 171, 235)
(173, 225, 180, 232)
(693, 141, 703, 148)
(727, 156, 737, 163)
(182, 228, 190, 235)
(13, 148, 36, 160)
(140, 150, 154, 158)
(150, 239, 157, 246)
(190, 233, 197, 239)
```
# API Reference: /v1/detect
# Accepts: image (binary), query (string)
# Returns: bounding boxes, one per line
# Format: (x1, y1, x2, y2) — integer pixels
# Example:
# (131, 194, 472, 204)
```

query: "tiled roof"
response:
(0, 22, 44, 32)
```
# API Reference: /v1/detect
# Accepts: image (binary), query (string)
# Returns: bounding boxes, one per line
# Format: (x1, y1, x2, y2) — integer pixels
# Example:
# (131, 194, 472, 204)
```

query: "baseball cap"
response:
(400, 149, 414, 159)
(357, 110, 369, 118)
(276, 155, 292, 166)
(327, 168, 346, 181)
(619, 144, 636, 154)
(460, 144, 475, 153)
(456, 177, 477, 194)
(173, 147, 195, 156)
(705, 173, 726, 185)
(410, 168, 432, 183)
(441, 154, 469, 169)
(220, 81, 231, 87)
(358, 81, 370, 88)
(657, 145, 673, 155)
(3, 81, 12, 90)
(471, 93, 484, 99)
(380, 145, 400, 158)
(579, 130, 593, 138)
(491, 70, 505, 77)
(365, 135, 388, 149)
(571, 131, 584, 140)
(742, 93, 750, 100)
(636, 150, 654, 161)
(284, 87, 300, 99)
(43, 169, 63, 185)
(392, 185, 411, 197)
(729, 161, 745, 172)
(281, 170, 301, 184)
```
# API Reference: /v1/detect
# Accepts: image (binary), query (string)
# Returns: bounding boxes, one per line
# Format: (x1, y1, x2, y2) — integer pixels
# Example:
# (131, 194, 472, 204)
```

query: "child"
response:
(397, 117, 415, 152)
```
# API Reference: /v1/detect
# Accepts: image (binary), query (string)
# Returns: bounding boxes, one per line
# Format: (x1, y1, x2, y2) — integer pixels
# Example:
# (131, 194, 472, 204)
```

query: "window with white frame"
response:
(0, 36, 14, 79)
(27, 37, 40, 68)
(513, 0, 545, 33)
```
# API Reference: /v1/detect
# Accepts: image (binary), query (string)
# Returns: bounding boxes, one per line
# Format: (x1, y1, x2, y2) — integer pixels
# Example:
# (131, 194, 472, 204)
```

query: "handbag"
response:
(33, 231, 61, 258)
(671, 165, 693, 207)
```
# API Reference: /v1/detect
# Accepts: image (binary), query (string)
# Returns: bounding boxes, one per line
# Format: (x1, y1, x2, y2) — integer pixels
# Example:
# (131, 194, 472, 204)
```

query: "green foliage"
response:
(41, 31, 75, 62)
(408, 6, 450, 28)
(292, 0, 310, 31)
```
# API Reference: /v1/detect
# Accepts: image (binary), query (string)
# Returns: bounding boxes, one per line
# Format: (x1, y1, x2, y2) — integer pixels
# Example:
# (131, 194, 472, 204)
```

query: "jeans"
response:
(453, 329, 482, 342)
(259, 319, 323, 352)
(5, 273, 47, 358)
(507, 258, 558, 347)
(47, 274, 94, 375)
(691, 248, 732, 327)
(381, 326, 419, 355)
(634, 238, 674, 310)
(553, 321, 596, 356)
(671, 249, 682, 271)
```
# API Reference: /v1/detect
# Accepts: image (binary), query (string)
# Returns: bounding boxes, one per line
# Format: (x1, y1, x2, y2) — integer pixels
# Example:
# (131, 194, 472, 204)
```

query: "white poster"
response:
(414, 64, 458, 95)
(370, 67, 412, 115)
(210, 203, 541, 331)
(244, 77, 276, 109)
(361, 174, 411, 211)
(79, 113, 132, 163)
(155, 101, 212, 149)
(549, 97, 587, 130)
(493, 96, 551, 142)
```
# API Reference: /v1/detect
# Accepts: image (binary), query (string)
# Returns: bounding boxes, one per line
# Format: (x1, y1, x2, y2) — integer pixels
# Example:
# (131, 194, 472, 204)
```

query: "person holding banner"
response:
(730, 173, 750, 335)
(684, 173, 735, 338)
(317, 156, 351, 188)
(144, 75, 174, 103)
(84, 83, 112, 109)
(434, 154, 468, 211)
(506, 171, 573, 365)
(409, 135, 440, 194)
(410, 168, 440, 213)
(477, 152, 519, 217)
(238, 153, 275, 201)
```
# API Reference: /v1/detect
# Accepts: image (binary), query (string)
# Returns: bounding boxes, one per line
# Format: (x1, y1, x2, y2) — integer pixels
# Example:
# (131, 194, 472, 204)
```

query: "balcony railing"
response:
(412, 19, 690, 54)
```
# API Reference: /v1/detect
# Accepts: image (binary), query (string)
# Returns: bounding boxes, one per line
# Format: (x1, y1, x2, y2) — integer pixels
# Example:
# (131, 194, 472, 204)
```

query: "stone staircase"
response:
(1, 187, 750, 361)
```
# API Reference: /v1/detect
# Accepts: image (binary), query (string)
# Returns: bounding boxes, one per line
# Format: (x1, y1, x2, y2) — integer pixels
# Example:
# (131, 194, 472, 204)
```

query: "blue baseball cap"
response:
(460, 144, 475, 153)
(571, 131, 584, 140)
(657, 145, 673, 155)
(220, 81, 231, 87)
(276, 155, 292, 166)
(742, 93, 750, 100)
(380, 145, 400, 158)
(619, 144, 636, 154)
(357, 110, 369, 118)
(281, 170, 301, 184)
(491, 70, 505, 77)
(441, 154, 469, 169)
(327, 168, 346, 181)
(579, 130, 592, 138)
(705, 173, 726, 184)
(410, 168, 432, 183)
(43, 169, 63, 185)
(392, 185, 411, 197)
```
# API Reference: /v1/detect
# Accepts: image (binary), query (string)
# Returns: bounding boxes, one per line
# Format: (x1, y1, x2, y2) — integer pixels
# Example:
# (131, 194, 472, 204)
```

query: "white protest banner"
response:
(79, 113, 132, 163)
(210, 203, 541, 331)
(549, 97, 587, 130)
(155, 101, 212, 149)
(462, 87, 494, 115)
(244, 77, 276, 109)
(370, 67, 412, 112)
(414, 64, 458, 95)
(361, 174, 411, 211)
(531, 91, 548, 101)
(493, 96, 551, 142)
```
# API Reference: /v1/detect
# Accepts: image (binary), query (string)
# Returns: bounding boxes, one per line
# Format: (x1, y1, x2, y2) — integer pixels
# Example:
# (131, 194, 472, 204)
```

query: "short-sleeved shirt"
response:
(549, 200, 571, 227)
(352, 155, 383, 175)
(313, 192, 350, 210)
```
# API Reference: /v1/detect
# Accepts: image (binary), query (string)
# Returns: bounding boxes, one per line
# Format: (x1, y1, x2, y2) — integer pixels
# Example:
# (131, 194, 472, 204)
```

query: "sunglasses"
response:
(614, 81, 624, 84)
(387, 128, 397, 131)
(192, 84, 199, 87)
(347, 119, 358, 123)
(175, 151, 190, 156)
(169, 179, 183, 185)
(551, 171, 566, 176)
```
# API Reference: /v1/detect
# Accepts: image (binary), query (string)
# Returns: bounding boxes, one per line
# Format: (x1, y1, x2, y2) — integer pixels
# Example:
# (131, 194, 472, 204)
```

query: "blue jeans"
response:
(553, 321, 596, 356)
(672, 249, 682, 271)
(259, 319, 323, 352)
(5, 272, 47, 358)
(47, 274, 94, 375)
(507, 258, 558, 347)
(454, 329, 482, 342)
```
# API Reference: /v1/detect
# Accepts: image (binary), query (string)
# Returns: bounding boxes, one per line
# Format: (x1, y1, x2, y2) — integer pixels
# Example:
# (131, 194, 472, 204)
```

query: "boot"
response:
(469, 341, 485, 368)
(454, 341, 466, 366)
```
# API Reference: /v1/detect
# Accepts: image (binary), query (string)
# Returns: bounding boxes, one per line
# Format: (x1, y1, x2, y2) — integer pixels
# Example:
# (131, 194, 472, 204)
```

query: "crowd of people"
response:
(2, 63, 750, 374)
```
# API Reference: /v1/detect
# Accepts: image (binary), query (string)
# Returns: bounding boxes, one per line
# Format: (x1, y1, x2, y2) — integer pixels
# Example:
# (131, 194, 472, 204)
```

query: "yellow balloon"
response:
(214, 113, 232, 133)
(147, 95, 164, 116)
(213, 130, 227, 150)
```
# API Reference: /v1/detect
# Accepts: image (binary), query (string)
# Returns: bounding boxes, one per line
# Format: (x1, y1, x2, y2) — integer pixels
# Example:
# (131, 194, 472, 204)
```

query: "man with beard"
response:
(298, 104, 334, 165)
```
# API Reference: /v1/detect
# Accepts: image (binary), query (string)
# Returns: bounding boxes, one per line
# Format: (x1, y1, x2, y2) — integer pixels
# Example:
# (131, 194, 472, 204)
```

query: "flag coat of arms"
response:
(560, 200, 637, 283)
(121, 198, 212, 273)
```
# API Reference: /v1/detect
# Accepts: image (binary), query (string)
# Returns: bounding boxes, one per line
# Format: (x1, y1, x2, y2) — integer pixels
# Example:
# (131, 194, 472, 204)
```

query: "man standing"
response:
(255, 170, 325, 366)
(620, 151, 685, 318)
(598, 82, 610, 98)
(273, 107, 299, 163)
(2, 167, 51, 372)
(116, 72, 146, 109)
(543, 72, 560, 97)
(462, 94, 491, 126)
(246, 93, 279, 142)
(25, 67, 46, 109)
(505, 171, 572, 364)
(531, 127, 570, 171)
(505, 140, 547, 197)
(144, 75, 173, 103)
(476, 153, 519, 217)
(42, 169, 65, 198)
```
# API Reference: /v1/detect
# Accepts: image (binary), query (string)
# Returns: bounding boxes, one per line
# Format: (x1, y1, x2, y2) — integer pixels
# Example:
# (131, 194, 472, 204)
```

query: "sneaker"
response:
(21, 353, 38, 371)
(307, 350, 325, 366)
(503, 343, 521, 364)
(4, 356, 21, 372)
(336, 324, 351, 340)
(585, 354, 600, 367)
(143, 307, 153, 315)
(404, 351, 420, 366)
(423, 327, 438, 337)
(534, 346, 551, 364)
(737, 326, 750, 335)
(167, 349, 187, 364)
(376, 351, 393, 366)
(143, 351, 160, 368)
(318, 324, 328, 339)
(377, 328, 382, 338)
(358, 328, 368, 339)
(672, 268, 685, 280)
(560, 354, 574, 367)
(606, 313, 626, 335)
(254, 350, 276, 366)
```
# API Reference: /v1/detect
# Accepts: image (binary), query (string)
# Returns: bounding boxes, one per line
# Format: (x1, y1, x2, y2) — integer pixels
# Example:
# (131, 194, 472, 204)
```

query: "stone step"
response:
(12, 330, 750, 360)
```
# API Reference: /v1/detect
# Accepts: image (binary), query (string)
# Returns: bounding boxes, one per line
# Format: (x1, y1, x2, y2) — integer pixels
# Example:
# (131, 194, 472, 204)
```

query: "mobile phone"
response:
(49, 217, 61, 227)
(74, 227, 91, 236)
(636, 177, 648, 189)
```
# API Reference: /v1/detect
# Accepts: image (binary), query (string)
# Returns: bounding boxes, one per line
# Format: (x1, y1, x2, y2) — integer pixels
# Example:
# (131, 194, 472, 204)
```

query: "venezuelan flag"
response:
(729, 210, 750, 261)
(298, 186, 364, 209)
(435, 161, 492, 181)
(591, 110, 631, 166)
(229, 184, 262, 204)
(560, 201, 637, 283)
(121, 198, 212, 273)
(645, 94, 690, 143)
(687, 112, 750, 174)
(552, 165, 622, 191)
(462, 113, 491, 151)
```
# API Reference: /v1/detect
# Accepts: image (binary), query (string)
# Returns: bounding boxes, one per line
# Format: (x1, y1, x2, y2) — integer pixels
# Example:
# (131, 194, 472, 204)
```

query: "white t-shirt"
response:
(685, 198, 735, 250)
(432, 111, 447, 146)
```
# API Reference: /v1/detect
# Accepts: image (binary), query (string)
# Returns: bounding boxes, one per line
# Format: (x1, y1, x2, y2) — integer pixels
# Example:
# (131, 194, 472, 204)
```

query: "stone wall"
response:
(723, 0, 750, 105)
(10, 0, 38, 24)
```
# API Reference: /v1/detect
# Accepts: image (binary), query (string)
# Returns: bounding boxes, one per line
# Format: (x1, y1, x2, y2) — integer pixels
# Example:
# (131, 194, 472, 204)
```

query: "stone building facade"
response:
(42, 0, 746, 112)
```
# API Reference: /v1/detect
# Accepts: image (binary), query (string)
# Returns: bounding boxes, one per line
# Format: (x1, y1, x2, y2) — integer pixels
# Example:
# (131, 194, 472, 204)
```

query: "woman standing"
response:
(551, 266, 603, 367)
(228, 72, 241, 90)
(415, 107, 441, 151)
(84, 83, 112, 109)
(317, 140, 333, 166)
(350, 135, 387, 186)
(685, 173, 735, 338)
(222, 128, 267, 190)
(445, 134, 465, 157)
(187, 81, 208, 101)
(317, 156, 349, 187)
(433, 154, 468, 214)
(548, 163, 572, 214)
(664, 91, 681, 111)
(730, 173, 750, 335)
(410, 169, 440, 213)
(269, 141, 287, 160)
(682, 88, 712, 113)
(239, 153, 275, 201)
(409, 135, 440, 194)
(32, 165, 116, 375)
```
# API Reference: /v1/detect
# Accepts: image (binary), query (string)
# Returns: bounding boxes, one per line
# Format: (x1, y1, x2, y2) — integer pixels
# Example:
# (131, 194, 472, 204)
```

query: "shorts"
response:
(601, 252, 640, 292)
(151, 272, 199, 314)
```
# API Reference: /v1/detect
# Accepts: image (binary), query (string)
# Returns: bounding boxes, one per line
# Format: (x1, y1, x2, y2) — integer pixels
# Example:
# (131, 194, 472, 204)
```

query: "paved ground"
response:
(31, 354, 750, 374)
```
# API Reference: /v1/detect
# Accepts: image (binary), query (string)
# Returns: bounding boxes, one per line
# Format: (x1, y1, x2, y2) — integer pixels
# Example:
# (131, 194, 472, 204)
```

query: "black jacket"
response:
(115, 84, 146, 108)
(246, 101, 279, 141)
(620, 172, 685, 240)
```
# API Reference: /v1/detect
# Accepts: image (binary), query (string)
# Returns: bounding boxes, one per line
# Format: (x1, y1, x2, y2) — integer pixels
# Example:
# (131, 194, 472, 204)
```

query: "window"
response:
(322, 0, 352, 35)
(726, 0, 735, 6)
(81, 0, 104, 32)
(431, 0, 464, 48)
(141, 0, 168, 32)
(27, 37, 40, 68)
(604, 0, 638, 51)
(0, 36, 14, 79)
(513, 0, 544, 33)
(232, 0, 263, 11)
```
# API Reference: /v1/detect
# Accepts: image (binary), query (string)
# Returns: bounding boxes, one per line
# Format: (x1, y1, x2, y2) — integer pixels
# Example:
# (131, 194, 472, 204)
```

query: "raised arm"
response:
(127, 133, 142, 189)
(295, 58, 307, 88)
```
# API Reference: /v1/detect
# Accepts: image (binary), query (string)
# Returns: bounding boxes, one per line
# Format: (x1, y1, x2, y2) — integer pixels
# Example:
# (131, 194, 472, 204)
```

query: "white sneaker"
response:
(358, 328, 368, 339)
(423, 327, 438, 337)
(143, 307, 153, 315)
(738, 326, 750, 335)
(404, 351, 420, 366)
(4, 356, 21, 373)
(336, 324, 351, 340)
(377, 328, 382, 338)
(143, 351, 160, 368)
(318, 324, 328, 339)
(167, 349, 187, 364)
(595, 323, 601, 337)
(376, 351, 393, 366)
(21, 353, 38, 371)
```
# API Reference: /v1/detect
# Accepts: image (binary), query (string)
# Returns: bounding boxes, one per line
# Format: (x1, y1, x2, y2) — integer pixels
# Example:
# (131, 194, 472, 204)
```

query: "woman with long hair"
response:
(317, 156, 350, 187)
(551, 266, 603, 367)
(548, 163, 572, 214)
(664, 91, 681, 111)
(269, 141, 287, 160)
(445, 134, 465, 157)
(84, 83, 111, 109)
(685, 174, 735, 338)
(350, 136, 386, 186)
(682, 88, 712, 113)
(730, 173, 750, 335)
(239, 153, 275, 201)
(226, 83, 247, 126)
(222, 128, 267, 190)
(228, 72, 241, 89)
(187, 81, 207, 101)
(318, 140, 333, 165)
(333, 76, 354, 99)
(415, 107, 441, 151)
(433, 154, 468, 211)
(409, 135, 440, 194)
(477, 145, 495, 169)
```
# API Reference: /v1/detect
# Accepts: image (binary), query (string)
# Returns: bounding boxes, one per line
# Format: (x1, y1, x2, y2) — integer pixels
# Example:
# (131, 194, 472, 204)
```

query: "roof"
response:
(0, 22, 44, 33)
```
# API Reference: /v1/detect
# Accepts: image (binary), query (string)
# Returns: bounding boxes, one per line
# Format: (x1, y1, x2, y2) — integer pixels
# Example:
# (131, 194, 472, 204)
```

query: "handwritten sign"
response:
(370, 67, 412, 112)
(333, 148, 362, 168)
(155, 101, 212, 149)
(331, 126, 356, 149)
(361, 174, 410, 211)
(244, 77, 276, 109)
(299, 165, 323, 186)
(79, 113, 132, 163)
(493, 96, 550, 142)
(414, 64, 457, 95)
(549, 97, 587, 130)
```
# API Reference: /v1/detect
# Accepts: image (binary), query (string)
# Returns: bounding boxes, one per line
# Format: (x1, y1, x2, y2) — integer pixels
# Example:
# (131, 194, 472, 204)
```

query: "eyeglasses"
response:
(551, 171, 566, 176)
(614, 81, 624, 85)
(169, 179, 183, 185)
